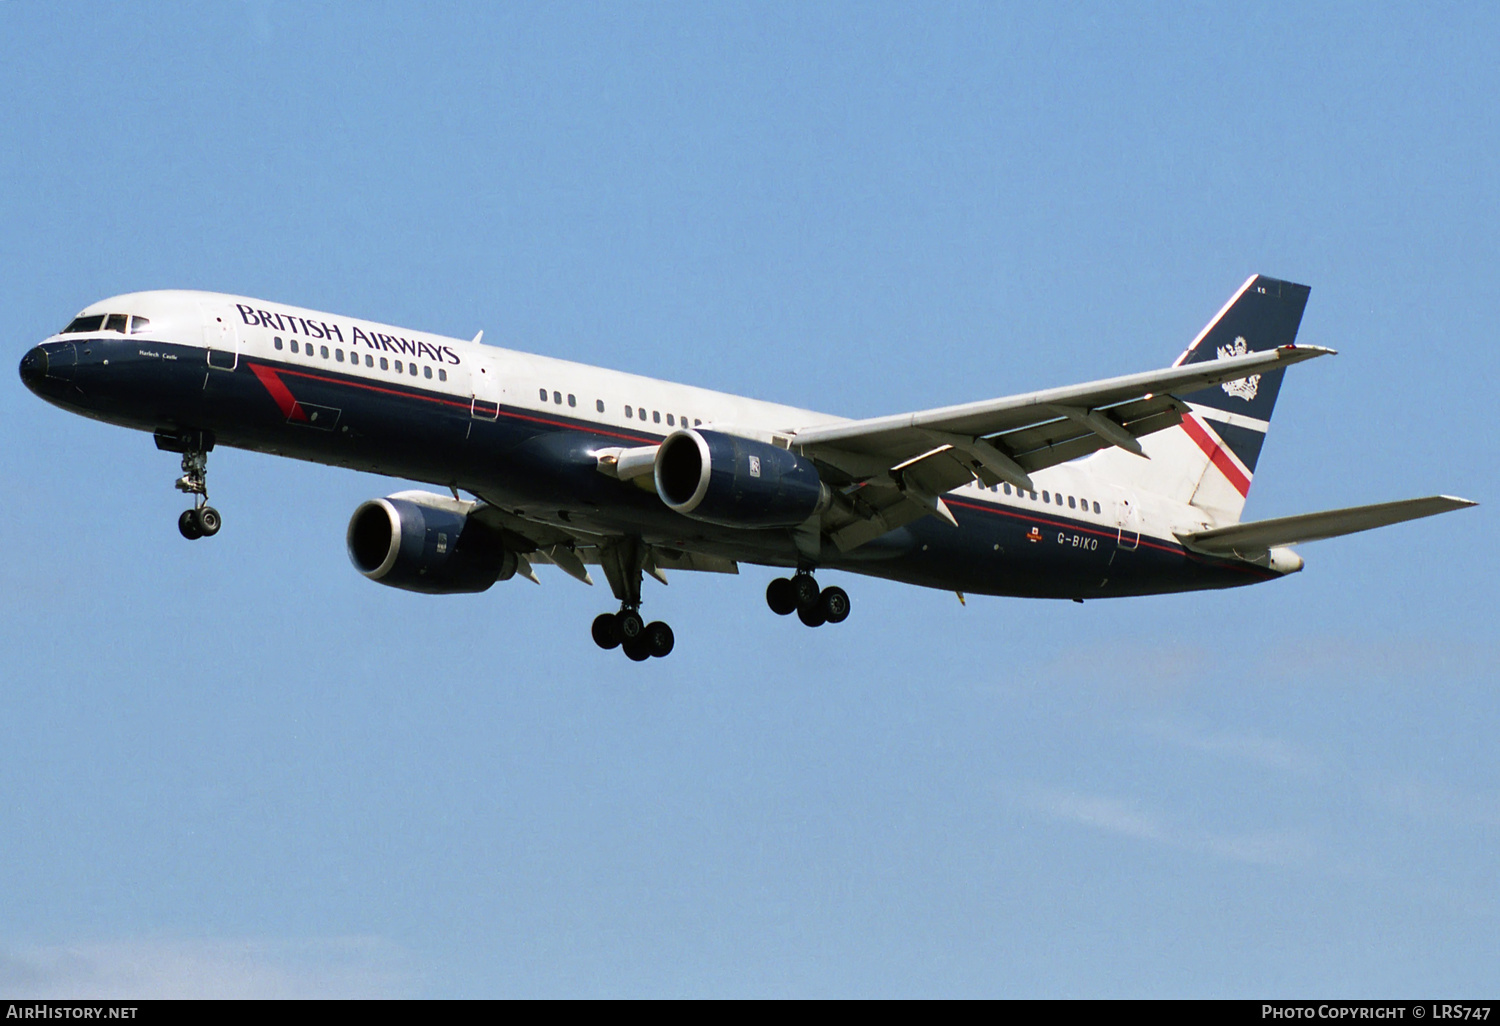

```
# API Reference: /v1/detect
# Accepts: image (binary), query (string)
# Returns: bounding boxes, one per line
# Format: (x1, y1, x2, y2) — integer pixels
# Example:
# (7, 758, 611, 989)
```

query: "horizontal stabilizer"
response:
(1177, 495, 1477, 557)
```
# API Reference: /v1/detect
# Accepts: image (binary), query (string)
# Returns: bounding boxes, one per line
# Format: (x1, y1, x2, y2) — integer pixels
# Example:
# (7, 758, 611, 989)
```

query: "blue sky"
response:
(1, 2, 1494, 998)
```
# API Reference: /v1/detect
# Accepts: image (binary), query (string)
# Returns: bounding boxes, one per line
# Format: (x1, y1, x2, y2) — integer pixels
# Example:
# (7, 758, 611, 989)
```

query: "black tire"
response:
(645, 621, 675, 658)
(617, 609, 645, 641)
(792, 573, 820, 610)
(622, 635, 652, 661)
(819, 585, 850, 624)
(766, 577, 797, 616)
(178, 509, 202, 540)
(195, 506, 222, 537)
(797, 602, 826, 628)
(592, 612, 621, 650)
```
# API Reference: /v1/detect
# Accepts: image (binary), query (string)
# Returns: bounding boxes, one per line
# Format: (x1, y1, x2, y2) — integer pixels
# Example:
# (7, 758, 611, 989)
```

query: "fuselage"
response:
(19, 290, 1284, 599)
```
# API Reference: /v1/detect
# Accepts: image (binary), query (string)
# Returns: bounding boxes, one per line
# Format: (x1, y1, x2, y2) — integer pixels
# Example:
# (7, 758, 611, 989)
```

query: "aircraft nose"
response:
(18, 346, 48, 388)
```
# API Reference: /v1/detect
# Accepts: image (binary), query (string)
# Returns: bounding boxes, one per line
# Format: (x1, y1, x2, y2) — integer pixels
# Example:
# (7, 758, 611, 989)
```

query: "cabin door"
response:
(1115, 496, 1141, 550)
(201, 303, 240, 373)
(470, 357, 501, 421)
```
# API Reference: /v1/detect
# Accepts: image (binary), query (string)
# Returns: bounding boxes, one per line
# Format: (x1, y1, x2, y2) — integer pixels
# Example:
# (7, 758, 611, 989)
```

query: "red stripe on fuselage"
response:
(248, 363, 308, 421)
(1180, 415, 1251, 497)
(943, 497, 1274, 578)
(245, 361, 659, 444)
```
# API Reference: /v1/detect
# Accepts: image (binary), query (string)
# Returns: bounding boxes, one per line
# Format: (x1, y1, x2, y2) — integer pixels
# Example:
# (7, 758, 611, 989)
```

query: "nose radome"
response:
(18, 346, 48, 387)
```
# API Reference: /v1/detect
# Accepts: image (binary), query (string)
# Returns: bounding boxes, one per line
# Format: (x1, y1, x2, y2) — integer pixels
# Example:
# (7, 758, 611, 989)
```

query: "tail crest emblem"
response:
(1216, 337, 1261, 401)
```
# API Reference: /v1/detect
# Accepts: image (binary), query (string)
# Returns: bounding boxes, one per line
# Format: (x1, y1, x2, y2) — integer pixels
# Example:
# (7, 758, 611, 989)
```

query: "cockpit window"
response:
(62, 315, 106, 334)
(62, 313, 152, 335)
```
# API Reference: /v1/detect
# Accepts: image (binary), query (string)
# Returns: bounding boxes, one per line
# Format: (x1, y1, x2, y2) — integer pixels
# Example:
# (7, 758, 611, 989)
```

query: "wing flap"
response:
(1177, 495, 1477, 557)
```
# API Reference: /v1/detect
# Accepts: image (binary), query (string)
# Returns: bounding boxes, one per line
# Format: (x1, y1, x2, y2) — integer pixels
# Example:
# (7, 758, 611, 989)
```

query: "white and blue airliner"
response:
(19, 275, 1475, 660)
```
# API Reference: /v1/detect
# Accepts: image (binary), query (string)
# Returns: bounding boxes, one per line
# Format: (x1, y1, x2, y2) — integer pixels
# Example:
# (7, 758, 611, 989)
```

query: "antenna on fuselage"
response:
(471, 330, 483, 344)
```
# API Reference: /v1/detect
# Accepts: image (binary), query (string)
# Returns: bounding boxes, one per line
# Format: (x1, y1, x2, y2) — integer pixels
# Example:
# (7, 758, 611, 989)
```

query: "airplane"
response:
(18, 274, 1475, 661)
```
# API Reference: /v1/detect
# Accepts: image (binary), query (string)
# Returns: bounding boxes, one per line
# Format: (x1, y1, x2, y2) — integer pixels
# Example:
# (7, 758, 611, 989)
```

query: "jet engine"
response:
(347, 491, 517, 594)
(654, 429, 829, 528)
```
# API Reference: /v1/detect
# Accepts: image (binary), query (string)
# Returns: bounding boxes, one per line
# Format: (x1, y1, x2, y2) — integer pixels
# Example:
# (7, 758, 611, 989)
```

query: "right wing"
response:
(788, 344, 1334, 550)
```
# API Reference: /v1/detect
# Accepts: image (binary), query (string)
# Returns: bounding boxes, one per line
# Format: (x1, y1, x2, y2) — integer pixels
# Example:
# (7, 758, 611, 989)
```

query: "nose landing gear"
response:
(175, 449, 222, 540)
(156, 430, 222, 541)
(766, 571, 850, 627)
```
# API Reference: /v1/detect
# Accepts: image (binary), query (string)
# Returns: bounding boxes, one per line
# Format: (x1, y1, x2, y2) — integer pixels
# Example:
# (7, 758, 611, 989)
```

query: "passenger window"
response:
(290, 340, 300, 354)
(1093, 501, 1101, 514)
(129, 316, 150, 334)
(379, 357, 388, 370)
(438, 368, 447, 381)
(539, 388, 547, 401)
(596, 399, 605, 413)
(625, 406, 633, 419)
(666, 414, 675, 426)
(274, 337, 283, 350)
(694, 419, 702, 426)
(409, 363, 417, 376)
(567, 394, 576, 407)
(366, 355, 374, 367)
(105, 314, 128, 332)
(424, 365, 432, 379)
(1042, 491, 1050, 503)
(321, 345, 329, 358)
(336, 349, 345, 362)
(653, 411, 661, 424)
(553, 391, 562, 405)
(62, 315, 105, 334)
(1003, 483, 1011, 495)
(1068, 496, 1076, 508)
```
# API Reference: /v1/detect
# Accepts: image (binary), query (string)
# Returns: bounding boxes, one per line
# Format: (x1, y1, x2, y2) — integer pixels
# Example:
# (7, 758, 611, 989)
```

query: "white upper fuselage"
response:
(57, 289, 1198, 544)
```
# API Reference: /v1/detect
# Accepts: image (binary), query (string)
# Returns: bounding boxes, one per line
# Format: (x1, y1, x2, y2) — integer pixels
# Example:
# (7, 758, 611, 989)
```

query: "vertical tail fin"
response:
(1089, 275, 1311, 525)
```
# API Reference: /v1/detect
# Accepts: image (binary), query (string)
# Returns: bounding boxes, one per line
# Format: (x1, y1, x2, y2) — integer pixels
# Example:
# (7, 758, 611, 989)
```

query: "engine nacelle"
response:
(654, 429, 828, 528)
(347, 491, 517, 594)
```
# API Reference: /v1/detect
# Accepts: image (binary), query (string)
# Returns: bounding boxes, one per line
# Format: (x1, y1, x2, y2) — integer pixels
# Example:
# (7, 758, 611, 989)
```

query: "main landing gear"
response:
(591, 537, 674, 661)
(766, 571, 850, 627)
(591, 608, 675, 662)
(156, 430, 222, 541)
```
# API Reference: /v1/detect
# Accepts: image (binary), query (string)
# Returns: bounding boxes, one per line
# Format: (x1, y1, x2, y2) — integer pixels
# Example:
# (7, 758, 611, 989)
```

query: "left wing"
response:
(790, 344, 1334, 550)
(468, 499, 738, 590)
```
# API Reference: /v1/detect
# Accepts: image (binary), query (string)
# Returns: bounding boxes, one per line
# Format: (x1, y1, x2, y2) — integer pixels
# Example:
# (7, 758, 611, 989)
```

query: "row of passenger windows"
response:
(62, 314, 150, 334)
(985, 480, 1102, 515)
(274, 336, 448, 382)
(537, 387, 702, 428)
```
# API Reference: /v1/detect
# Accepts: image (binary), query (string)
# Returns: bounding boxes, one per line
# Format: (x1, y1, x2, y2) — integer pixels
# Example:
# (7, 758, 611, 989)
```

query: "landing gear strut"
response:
(766, 571, 850, 627)
(156, 429, 222, 541)
(591, 537, 675, 660)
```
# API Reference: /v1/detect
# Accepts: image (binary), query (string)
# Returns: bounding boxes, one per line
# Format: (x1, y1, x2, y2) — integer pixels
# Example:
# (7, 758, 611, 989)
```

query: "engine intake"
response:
(347, 492, 517, 594)
(655, 429, 828, 528)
